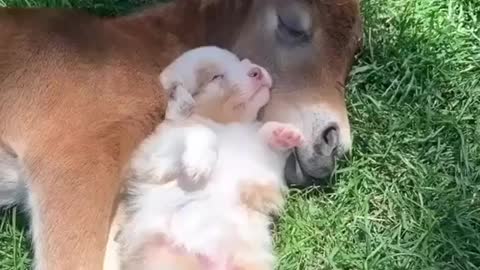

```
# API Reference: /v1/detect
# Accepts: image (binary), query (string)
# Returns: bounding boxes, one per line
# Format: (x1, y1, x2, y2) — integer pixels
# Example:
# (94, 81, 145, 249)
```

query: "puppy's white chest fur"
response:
(122, 120, 286, 267)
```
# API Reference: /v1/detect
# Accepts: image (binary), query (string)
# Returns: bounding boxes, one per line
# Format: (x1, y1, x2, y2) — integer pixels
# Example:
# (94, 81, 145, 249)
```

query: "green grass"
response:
(1, 0, 479, 269)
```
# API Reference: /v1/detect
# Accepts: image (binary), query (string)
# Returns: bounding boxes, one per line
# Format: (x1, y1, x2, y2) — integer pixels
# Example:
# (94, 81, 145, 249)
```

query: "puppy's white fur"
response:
(116, 46, 302, 270)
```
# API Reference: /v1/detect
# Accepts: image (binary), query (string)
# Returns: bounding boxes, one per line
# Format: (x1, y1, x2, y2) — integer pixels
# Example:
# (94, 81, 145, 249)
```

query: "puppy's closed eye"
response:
(211, 74, 224, 81)
(191, 90, 200, 97)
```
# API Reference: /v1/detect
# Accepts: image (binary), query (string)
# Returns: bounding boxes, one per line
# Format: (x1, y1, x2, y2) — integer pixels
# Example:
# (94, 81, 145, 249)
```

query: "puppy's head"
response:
(160, 46, 273, 122)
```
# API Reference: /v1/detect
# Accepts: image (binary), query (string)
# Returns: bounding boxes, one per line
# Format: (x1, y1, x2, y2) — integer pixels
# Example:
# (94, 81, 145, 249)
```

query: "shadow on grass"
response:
(427, 187, 480, 269)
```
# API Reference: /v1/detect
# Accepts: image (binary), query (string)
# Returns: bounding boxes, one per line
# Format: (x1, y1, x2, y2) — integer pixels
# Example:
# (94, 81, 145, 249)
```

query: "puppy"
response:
(118, 46, 305, 270)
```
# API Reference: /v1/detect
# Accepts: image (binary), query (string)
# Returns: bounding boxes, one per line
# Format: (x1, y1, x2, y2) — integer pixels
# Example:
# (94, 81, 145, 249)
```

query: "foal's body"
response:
(0, 1, 362, 269)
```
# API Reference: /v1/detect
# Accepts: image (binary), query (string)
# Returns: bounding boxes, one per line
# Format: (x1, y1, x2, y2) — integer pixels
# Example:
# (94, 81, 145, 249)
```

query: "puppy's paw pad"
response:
(269, 125, 304, 149)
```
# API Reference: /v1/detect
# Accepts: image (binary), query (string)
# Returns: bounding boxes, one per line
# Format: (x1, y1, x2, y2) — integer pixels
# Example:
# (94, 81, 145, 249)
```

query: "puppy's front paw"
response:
(261, 122, 305, 150)
(180, 149, 217, 184)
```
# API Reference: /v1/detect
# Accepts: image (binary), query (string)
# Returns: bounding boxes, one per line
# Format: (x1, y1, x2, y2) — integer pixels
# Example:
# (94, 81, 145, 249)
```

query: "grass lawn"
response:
(1, 0, 479, 269)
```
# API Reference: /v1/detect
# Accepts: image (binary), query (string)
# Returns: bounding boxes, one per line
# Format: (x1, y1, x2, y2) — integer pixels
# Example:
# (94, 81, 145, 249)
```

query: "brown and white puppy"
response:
(0, 1, 362, 269)
(128, 46, 272, 185)
(116, 46, 300, 270)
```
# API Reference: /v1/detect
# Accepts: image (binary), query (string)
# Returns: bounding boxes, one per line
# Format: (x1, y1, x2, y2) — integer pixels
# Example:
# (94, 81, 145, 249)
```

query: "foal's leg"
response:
(24, 139, 125, 270)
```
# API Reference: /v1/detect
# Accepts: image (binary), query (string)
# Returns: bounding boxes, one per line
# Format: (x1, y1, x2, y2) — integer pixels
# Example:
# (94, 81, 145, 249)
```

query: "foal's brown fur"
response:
(0, 0, 362, 269)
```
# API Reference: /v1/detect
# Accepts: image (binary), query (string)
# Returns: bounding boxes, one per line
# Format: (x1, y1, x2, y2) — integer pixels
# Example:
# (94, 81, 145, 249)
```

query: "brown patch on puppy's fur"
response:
(192, 62, 253, 124)
(195, 62, 222, 89)
(194, 99, 242, 124)
(240, 182, 285, 216)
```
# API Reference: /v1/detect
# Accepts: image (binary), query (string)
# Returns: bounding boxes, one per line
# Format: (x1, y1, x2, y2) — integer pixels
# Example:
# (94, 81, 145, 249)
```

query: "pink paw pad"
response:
(269, 126, 304, 149)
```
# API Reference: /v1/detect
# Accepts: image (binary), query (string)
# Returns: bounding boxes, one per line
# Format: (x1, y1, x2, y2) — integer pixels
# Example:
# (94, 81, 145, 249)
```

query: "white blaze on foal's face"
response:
(159, 46, 273, 122)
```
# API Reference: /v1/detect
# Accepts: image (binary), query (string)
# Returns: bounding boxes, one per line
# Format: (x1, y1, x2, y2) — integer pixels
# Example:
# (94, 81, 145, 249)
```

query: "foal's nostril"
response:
(314, 125, 339, 156)
(248, 67, 262, 80)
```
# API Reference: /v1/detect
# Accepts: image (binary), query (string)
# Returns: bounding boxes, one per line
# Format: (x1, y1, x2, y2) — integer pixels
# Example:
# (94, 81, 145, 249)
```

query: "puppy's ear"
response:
(159, 65, 197, 120)
(165, 84, 195, 120)
(159, 55, 205, 119)
(159, 65, 180, 97)
(159, 58, 199, 97)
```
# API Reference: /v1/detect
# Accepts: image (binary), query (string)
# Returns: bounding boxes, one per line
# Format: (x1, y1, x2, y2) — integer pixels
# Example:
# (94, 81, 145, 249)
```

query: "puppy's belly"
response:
(142, 236, 237, 270)
(129, 182, 238, 255)
(121, 182, 275, 270)
(143, 238, 202, 270)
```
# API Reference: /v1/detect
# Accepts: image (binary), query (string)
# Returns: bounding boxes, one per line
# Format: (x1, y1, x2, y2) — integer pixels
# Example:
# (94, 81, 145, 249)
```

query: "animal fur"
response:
(117, 47, 301, 270)
(0, 1, 362, 269)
